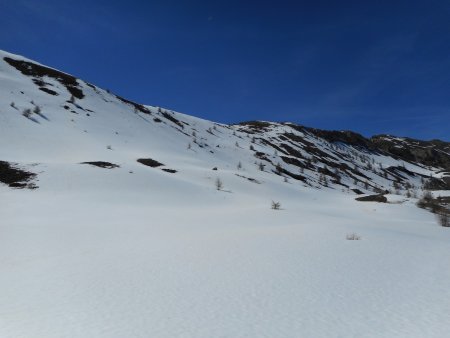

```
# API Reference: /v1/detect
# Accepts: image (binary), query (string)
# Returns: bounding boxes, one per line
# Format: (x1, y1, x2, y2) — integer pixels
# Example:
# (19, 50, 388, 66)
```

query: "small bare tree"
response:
(271, 201, 281, 210)
(275, 163, 282, 175)
(437, 211, 450, 227)
(215, 177, 223, 190)
(22, 108, 32, 118)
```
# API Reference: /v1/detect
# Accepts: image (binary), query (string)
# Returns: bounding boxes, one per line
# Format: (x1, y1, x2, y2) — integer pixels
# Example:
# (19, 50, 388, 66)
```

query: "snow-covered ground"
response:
(2, 182, 450, 338)
(1, 50, 450, 338)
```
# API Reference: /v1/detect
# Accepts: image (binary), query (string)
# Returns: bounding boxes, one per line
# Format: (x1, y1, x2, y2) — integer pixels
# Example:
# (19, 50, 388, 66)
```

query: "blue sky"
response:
(1, 0, 449, 140)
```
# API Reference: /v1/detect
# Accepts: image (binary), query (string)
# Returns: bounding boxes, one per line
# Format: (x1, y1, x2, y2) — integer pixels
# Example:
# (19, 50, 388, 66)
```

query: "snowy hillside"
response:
(1, 49, 449, 195)
(1, 50, 450, 338)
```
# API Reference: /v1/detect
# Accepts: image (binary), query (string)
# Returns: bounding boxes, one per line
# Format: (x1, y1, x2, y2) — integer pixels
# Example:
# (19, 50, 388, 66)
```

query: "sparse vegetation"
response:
(346, 233, 361, 240)
(215, 177, 223, 190)
(22, 108, 32, 118)
(417, 191, 450, 224)
(271, 201, 281, 210)
(33, 105, 41, 115)
(417, 190, 435, 209)
(275, 163, 282, 174)
(437, 211, 450, 227)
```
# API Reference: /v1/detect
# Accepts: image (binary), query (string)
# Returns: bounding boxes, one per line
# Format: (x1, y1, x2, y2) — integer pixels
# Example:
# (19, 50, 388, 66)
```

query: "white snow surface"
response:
(1, 50, 450, 338)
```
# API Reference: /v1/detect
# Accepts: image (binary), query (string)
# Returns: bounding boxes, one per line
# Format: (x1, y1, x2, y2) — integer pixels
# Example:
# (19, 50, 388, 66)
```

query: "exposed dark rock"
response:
(0, 160, 37, 189)
(81, 161, 120, 169)
(39, 87, 58, 95)
(115, 94, 151, 114)
(238, 121, 273, 132)
(355, 194, 387, 203)
(161, 111, 184, 128)
(307, 128, 375, 150)
(137, 158, 164, 167)
(162, 168, 177, 173)
(372, 135, 450, 171)
(423, 177, 450, 190)
(4, 57, 84, 99)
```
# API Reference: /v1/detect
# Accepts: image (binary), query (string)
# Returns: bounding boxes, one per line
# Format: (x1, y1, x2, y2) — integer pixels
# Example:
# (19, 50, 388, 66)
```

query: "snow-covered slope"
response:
(1, 50, 450, 338)
(1, 49, 449, 195)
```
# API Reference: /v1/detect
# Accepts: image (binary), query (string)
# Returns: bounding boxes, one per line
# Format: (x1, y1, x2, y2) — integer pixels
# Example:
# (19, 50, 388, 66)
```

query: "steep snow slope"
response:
(1, 50, 450, 338)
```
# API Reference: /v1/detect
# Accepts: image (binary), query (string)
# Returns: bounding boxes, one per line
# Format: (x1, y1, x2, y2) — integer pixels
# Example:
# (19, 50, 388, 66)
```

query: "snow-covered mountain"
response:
(1, 50, 448, 195)
(1, 50, 450, 338)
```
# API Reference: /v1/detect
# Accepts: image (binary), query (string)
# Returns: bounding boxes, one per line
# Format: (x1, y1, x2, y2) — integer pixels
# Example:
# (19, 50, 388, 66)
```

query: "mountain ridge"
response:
(1, 49, 449, 194)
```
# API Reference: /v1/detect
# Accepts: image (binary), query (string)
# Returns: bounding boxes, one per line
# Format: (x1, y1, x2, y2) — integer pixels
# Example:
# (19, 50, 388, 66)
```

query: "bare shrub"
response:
(275, 163, 282, 174)
(437, 211, 450, 227)
(346, 233, 361, 240)
(215, 177, 223, 190)
(271, 201, 281, 210)
(422, 190, 433, 201)
(22, 108, 32, 118)
(416, 190, 443, 214)
(258, 162, 265, 171)
(33, 106, 41, 115)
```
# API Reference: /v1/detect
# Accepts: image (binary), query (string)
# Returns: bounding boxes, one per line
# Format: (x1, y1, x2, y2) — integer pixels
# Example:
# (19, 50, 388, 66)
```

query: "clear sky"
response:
(1, 0, 449, 140)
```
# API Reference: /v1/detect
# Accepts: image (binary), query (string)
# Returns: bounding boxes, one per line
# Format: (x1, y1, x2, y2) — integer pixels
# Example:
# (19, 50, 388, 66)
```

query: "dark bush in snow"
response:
(271, 201, 281, 210)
